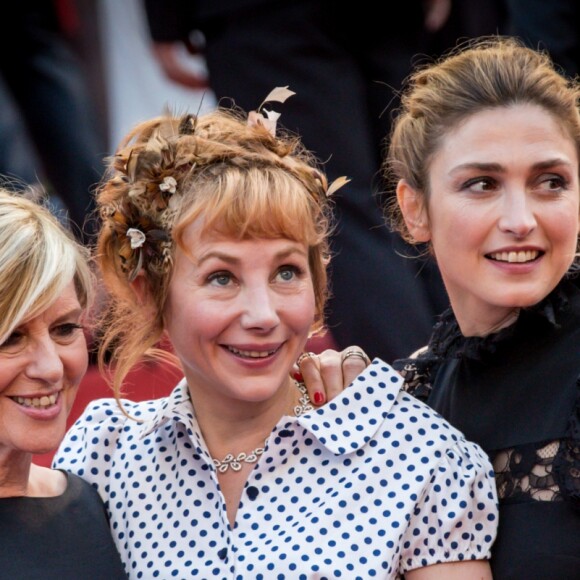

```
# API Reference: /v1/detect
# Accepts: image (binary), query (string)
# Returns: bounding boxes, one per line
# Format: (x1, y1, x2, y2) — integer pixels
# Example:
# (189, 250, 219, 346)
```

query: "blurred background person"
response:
(0, 1, 108, 245)
(98, 0, 215, 151)
(503, 0, 579, 78)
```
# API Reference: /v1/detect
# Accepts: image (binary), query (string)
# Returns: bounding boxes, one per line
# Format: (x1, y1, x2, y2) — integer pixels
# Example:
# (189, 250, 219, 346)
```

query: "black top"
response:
(394, 278, 580, 580)
(0, 471, 127, 579)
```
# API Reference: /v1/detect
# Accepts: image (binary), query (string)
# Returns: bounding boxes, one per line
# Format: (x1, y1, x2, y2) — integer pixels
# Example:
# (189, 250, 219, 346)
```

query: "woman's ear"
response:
(396, 179, 431, 243)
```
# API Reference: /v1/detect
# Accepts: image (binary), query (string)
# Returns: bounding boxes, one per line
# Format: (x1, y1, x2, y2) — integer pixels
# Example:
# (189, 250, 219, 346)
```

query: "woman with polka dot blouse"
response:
(53, 90, 498, 578)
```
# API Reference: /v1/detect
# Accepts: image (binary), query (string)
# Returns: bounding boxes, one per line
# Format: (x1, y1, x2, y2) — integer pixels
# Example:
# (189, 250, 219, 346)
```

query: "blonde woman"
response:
(0, 190, 126, 578)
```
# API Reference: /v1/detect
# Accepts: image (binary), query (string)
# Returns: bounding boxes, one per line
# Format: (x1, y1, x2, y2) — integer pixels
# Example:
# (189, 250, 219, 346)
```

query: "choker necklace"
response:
(212, 381, 313, 473)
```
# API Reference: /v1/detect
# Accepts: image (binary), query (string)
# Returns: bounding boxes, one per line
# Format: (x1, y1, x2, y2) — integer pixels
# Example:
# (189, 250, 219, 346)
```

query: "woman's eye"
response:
(0, 332, 24, 350)
(463, 177, 497, 193)
(276, 266, 301, 282)
(208, 271, 233, 286)
(538, 174, 567, 193)
(53, 323, 84, 339)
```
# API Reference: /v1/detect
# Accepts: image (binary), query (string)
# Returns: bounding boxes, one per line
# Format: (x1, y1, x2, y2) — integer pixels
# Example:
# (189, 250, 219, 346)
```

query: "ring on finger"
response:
(341, 349, 370, 366)
(296, 351, 317, 367)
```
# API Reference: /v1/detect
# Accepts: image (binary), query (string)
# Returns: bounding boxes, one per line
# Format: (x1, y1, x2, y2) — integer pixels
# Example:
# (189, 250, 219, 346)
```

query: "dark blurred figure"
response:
(0, 0, 108, 245)
(504, 0, 579, 78)
(433, 0, 506, 49)
(142, 0, 502, 362)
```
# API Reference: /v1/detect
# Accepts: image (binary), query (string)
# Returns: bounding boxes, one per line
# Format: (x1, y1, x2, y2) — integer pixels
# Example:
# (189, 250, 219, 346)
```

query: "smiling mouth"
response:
(11, 393, 59, 409)
(487, 250, 542, 263)
(227, 346, 279, 359)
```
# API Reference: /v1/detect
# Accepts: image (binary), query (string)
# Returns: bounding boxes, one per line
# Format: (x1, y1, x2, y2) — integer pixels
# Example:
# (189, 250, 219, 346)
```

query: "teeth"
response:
(228, 346, 275, 358)
(489, 250, 539, 263)
(13, 394, 58, 409)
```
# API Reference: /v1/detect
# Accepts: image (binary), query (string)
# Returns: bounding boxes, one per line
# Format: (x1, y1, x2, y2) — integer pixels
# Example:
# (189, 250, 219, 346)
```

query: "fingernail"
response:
(292, 371, 303, 381)
(313, 391, 324, 404)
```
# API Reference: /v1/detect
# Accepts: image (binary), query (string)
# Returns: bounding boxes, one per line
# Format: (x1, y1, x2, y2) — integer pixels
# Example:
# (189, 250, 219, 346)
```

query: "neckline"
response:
(211, 381, 313, 473)
(430, 279, 574, 361)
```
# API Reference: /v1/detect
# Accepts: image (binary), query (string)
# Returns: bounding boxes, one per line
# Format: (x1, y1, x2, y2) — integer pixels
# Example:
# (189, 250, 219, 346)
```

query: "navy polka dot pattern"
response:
(54, 359, 498, 578)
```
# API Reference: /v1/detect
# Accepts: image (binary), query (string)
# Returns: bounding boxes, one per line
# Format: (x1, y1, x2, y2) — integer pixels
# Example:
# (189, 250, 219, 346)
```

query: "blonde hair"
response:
(0, 189, 94, 345)
(95, 105, 334, 400)
(384, 35, 580, 245)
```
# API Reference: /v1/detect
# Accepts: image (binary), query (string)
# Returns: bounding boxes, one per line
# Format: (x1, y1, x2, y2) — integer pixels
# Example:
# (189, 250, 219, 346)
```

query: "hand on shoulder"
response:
(296, 345, 371, 405)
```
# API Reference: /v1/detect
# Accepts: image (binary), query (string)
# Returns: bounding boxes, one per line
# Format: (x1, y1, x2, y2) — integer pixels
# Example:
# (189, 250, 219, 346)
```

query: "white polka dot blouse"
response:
(54, 358, 498, 579)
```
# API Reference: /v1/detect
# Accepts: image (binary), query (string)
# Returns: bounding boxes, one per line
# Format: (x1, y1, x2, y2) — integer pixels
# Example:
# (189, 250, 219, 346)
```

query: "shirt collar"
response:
(138, 378, 193, 439)
(296, 358, 402, 454)
(138, 358, 403, 456)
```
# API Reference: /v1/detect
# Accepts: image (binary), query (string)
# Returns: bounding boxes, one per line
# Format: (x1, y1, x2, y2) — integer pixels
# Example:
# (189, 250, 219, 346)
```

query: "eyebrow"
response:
(52, 307, 84, 323)
(18, 306, 83, 330)
(52, 306, 84, 324)
(451, 162, 503, 173)
(197, 244, 308, 265)
(532, 158, 574, 171)
(451, 157, 573, 174)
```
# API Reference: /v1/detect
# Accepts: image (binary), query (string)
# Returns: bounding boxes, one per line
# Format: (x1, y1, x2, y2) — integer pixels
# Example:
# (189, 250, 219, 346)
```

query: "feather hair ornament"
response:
(246, 86, 350, 197)
(247, 86, 296, 136)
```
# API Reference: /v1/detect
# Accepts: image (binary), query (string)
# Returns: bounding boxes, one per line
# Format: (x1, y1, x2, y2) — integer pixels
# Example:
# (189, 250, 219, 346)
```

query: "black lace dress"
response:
(394, 279, 580, 580)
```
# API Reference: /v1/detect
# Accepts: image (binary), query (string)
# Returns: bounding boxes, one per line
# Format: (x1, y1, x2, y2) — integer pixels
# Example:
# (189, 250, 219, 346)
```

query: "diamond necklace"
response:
(211, 381, 313, 473)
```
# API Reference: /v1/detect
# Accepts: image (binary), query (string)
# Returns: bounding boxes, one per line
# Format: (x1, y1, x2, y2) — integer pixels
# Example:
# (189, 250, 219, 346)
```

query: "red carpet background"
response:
(33, 334, 337, 467)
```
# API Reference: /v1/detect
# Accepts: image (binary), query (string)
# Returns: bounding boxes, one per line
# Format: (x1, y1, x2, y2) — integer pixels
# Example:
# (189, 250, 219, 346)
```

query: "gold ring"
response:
(296, 351, 317, 367)
(341, 349, 370, 366)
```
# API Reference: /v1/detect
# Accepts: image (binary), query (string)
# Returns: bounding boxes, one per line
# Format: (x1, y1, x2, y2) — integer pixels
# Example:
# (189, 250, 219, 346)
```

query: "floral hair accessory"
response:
(159, 176, 177, 194)
(126, 227, 146, 249)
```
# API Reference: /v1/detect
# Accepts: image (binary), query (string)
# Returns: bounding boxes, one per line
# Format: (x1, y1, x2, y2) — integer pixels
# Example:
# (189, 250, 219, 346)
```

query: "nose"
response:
(240, 286, 280, 331)
(498, 190, 537, 238)
(25, 336, 64, 385)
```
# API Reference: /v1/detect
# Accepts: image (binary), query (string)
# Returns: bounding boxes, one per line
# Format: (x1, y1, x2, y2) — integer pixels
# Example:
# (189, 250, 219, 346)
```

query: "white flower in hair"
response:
(159, 176, 177, 194)
(126, 228, 147, 249)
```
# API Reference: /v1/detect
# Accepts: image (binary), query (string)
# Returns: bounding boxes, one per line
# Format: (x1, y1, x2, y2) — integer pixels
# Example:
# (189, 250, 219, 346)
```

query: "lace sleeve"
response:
(397, 360, 433, 402)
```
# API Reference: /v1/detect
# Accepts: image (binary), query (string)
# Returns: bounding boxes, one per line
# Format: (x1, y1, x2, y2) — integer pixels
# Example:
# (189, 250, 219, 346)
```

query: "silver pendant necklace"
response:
(212, 381, 313, 473)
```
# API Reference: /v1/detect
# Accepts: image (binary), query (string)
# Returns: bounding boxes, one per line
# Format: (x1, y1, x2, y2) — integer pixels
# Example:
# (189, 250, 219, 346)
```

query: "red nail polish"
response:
(292, 371, 303, 381)
(313, 391, 324, 404)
